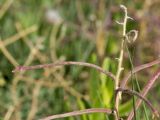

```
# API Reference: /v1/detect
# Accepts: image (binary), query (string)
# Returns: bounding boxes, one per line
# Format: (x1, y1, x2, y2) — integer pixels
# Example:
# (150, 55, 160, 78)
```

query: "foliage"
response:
(0, 0, 160, 120)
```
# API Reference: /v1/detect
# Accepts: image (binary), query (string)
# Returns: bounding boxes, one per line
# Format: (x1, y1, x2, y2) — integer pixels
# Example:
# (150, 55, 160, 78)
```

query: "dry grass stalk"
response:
(0, 0, 13, 20)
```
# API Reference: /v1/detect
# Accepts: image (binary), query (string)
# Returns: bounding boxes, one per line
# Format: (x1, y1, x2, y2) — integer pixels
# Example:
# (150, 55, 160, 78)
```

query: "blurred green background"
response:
(0, 0, 160, 120)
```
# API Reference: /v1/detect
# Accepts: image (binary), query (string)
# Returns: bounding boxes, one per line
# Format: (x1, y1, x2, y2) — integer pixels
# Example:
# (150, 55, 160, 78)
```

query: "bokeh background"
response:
(0, 0, 160, 120)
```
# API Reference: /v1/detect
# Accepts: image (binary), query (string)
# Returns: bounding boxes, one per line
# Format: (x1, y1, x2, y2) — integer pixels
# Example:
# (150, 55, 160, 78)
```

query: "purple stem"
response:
(40, 108, 113, 120)
(127, 68, 160, 120)
(120, 59, 160, 88)
(12, 61, 116, 81)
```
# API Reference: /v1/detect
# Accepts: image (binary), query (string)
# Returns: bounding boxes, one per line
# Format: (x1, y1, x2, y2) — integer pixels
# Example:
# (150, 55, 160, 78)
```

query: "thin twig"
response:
(15, 22, 46, 63)
(54, 73, 88, 100)
(27, 81, 42, 120)
(40, 108, 113, 120)
(4, 106, 15, 120)
(0, 39, 19, 66)
(3, 25, 37, 46)
(120, 58, 160, 88)
(12, 61, 116, 81)
(116, 88, 159, 118)
(127, 68, 160, 120)
(9, 30, 42, 120)
(0, 0, 13, 20)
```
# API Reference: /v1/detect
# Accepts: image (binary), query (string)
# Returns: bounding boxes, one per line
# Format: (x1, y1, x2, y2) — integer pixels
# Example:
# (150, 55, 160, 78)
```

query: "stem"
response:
(12, 61, 116, 81)
(116, 88, 159, 118)
(120, 58, 160, 88)
(115, 5, 128, 112)
(40, 108, 113, 120)
(127, 68, 160, 120)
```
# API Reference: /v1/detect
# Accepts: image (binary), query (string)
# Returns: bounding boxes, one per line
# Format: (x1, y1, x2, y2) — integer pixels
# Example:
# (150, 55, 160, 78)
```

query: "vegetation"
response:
(0, 0, 160, 120)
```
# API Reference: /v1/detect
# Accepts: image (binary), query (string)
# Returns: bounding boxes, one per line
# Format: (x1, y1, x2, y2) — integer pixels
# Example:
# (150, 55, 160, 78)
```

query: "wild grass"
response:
(0, 1, 160, 120)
